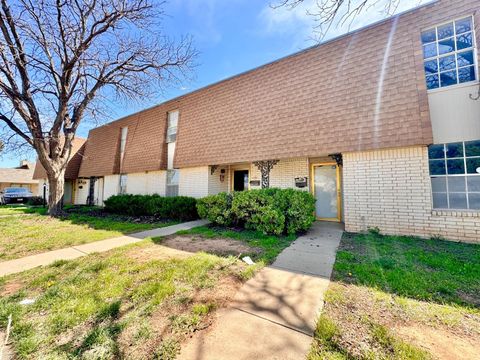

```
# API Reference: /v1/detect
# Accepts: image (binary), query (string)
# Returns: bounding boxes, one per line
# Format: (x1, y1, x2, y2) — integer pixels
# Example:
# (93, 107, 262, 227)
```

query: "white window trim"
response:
(421, 15, 478, 91)
(166, 110, 179, 143)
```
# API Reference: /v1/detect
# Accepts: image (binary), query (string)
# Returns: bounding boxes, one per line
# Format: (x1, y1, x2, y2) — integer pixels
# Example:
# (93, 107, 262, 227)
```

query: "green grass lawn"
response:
(309, 231, 480, 359)
(175, 225, 297, 264)
(0, 240, 247, 359)
(0, 205, 176, 261)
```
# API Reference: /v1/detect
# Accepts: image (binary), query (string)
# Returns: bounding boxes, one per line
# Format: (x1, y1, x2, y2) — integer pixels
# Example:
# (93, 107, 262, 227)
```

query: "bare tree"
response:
(0, 0, 196, 215)
(272, 0, 405, 40)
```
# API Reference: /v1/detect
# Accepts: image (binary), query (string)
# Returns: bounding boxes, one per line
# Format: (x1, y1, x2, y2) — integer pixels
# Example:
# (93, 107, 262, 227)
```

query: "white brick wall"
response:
(126, 171, 167, 196)
(103, 175, 120, 202)
(250, 158, 309, 190)
(179, 166, 209, 198)
(74, 178, 90, 205)
(208, 166, 229, 194)
(343, 146, 480, 243)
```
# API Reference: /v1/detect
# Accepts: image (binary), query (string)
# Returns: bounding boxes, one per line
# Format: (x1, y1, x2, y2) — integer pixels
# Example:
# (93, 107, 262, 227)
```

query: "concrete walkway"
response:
(0, 219, 209, 277)
(179, 221, 344, 360)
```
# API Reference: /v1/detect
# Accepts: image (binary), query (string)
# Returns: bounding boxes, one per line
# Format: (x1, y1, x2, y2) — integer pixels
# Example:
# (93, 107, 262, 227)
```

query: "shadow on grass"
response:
(333, 231, 480, 308)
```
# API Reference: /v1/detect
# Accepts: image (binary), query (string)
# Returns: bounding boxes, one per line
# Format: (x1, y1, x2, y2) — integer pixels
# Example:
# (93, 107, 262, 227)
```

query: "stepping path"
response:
(179, 221, 344, 360)
(0, 219, 209, 277)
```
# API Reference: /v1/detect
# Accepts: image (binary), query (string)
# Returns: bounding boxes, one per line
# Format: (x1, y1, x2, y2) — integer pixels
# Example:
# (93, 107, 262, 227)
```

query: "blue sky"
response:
(0, 0, 426, 167)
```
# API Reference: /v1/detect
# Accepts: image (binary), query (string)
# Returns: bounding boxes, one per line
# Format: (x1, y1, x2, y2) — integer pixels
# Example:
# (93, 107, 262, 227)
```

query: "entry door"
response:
(233, 170, 249, 191)
(312, 164, 340, 221)
(63, 181, 73, 205)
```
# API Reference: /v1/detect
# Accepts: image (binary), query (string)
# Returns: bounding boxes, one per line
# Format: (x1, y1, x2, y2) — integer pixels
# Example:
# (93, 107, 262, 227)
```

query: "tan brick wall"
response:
(208, 166, 229, 195)
(250, 158, 309, 190)
(343, 146, 480, 243)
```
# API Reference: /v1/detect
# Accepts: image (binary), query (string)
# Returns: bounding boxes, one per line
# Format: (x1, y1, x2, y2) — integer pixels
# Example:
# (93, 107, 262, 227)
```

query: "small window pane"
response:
(432, 192, 448, 208)
(424, 59, 438, 74)
(429, 160, 446, 175)
(466, 158, 480, 174)
(439, 55, 456, 71)
(421, 29, 436, 44)
(448, 176, 466, 192)
(437, 22, 454, 39)
(446, 142, 463, 158)
(447, 159, 465, 174)
(467, 176, 480, 191)
(455, 17, 472, 34)
(456, 32, 473, 50)
(426, 74, 439, 89)
(431, 177, 447, 192)
(457, 50, 474, 67)
(428, 144, 445, 159)
(465, 140, 480, 157)
(449, 192, 467, 209)
(468, 193, 480, 210)
(458, 66, 476, 83)
(440, 70, 457, 87)
(438, 38, 455, 55)
(423, 43, 437, 58)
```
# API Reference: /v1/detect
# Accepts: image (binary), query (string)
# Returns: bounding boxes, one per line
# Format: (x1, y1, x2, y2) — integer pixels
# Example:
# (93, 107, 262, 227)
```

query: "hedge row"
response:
(104, 194, 198, 221)
(197, 188, 316, 235)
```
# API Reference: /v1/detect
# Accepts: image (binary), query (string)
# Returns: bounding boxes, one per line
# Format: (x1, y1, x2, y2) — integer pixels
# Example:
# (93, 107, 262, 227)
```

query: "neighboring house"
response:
(46, 0, 480, 242)
(0, 161, 39, 194)
(33, 138, 87, 205)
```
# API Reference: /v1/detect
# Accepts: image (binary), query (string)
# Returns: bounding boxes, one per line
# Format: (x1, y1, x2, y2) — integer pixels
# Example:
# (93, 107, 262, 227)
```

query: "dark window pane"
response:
(431, 177, 447, 192)
(447, 159, 465, 174)
(448, 176, 466, 192)
(421, 28, 436, 43)
(439, 55, 456, 71)
(440, 70, 457, 87)
(438, 38, 455, 55)
(428, 144, 445, 159)
(468, 193, 480, 210)
(467, 176, 480, 191)
(457, 50, 474, 67)
(466, 158, 480, 174)
(423, 43, 437, 58)
(424, 59, 438, 74)
(438, 22, 454, 39)
(455, 17, 472, 34)
(446, 142, 463, 158)
(426, 74, 439, 89)
(465, 140, 480, 157)
(458, 66, 476, 84)
(429, 159, 446, 175)
(456, 32, 473, 50)
(449, 192, 467, 209)
(432, 192, 448, 208)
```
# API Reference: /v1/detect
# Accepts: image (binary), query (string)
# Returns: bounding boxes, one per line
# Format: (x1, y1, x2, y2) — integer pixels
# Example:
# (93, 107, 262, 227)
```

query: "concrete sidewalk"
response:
(0, 219, 209, 277)
(179, 221, 343, 360)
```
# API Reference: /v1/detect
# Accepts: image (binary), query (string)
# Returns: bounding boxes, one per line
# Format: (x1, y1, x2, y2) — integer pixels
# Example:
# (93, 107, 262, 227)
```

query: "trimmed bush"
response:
(27, 196, 44, 206)
(104, 194, 198, 221)
(196, 188, 316, 235)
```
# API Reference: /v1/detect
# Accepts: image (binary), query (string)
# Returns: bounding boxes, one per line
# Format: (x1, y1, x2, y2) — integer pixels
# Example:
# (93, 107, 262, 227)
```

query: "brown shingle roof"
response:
(78, 106, 168, 177)
(0, 166, 37, 184)
(33, 137, 86, 180)
(78, 0, 478, 171)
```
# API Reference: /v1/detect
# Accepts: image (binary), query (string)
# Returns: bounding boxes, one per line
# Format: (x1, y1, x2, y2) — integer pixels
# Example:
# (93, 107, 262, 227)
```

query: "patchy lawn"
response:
(0, 205, 176, 261)
(171, 225, 297, 264)
(0, 240, 249, 359)
(309, 231, 480, 360)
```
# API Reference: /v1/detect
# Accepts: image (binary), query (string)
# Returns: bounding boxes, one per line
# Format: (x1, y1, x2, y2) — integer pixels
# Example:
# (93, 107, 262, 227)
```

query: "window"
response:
(166, 169, 179, 196)
(166, 111, 178, 143)
(119, 174, 127, 194)
(421, 16, 477, 90)
(120, 127, 128, 161)
(428, 140, 480, 210)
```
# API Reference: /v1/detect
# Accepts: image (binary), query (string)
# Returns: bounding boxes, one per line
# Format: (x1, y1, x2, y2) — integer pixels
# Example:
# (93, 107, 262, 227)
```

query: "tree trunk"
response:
(47, 169, 65, 216)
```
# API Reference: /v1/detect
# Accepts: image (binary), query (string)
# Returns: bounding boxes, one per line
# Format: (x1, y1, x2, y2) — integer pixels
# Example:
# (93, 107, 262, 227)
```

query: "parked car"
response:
(0, 187, 34, 204)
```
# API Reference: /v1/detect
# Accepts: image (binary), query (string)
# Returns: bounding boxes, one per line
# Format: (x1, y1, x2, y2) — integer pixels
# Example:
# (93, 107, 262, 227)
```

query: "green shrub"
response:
(104, 194, 198, 221)
(27, 196, 44, 206)
(197, 188, 316, 235)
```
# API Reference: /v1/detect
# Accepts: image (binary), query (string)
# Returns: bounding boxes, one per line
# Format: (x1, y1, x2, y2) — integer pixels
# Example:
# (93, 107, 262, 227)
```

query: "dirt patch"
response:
(396, 325, 479, 360)
(159, 235, 262, 257)
(0, 280, 24, 296)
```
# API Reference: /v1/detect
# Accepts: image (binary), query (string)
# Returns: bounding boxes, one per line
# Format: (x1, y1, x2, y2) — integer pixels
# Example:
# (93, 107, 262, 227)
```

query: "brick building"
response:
(35, 0, 480, 242)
